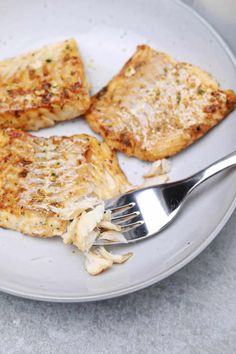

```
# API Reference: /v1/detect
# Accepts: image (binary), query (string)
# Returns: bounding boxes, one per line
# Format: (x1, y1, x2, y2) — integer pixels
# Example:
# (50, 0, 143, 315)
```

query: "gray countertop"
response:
(1, 1, 236, 353)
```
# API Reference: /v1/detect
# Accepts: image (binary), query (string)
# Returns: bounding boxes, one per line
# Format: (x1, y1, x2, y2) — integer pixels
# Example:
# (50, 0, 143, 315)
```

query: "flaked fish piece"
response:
(85, 246, 133, 276)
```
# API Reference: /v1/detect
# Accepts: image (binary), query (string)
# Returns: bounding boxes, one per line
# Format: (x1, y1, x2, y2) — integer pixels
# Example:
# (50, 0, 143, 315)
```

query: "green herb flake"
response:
(176, 91, 181, 104)
(197, 87, 205, 95)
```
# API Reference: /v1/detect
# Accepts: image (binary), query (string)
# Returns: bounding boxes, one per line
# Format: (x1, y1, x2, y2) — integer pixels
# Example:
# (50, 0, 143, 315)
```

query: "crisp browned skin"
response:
(0, 129, 129, 237)
(0, 39, 90, 131)
(86, 45, 236, 161)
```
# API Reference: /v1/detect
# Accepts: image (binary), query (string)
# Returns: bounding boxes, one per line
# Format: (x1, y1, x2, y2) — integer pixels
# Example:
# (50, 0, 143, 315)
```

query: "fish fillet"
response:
(0, 128, 129, 237)
(0, 39, 90, 131)
(86, 45, 236, 161)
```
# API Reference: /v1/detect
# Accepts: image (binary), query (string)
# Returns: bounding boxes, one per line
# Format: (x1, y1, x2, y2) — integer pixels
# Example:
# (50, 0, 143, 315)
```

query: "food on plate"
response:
(85, 246, 132, 276)
(0, 39, 90, 131)
(142, 159, 171, 187)
(62, 201, 132, 275)
(0, 128, 132, 275)
(1, 40, 235, 276)
(0, 128, 129, 238)
(86, 44, 236, 161)
(62, 203, 124, 252)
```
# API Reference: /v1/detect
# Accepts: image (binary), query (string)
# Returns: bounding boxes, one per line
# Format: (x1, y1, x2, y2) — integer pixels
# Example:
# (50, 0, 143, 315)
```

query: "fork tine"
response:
(111, 211, 140, 223)
(120, 220, 144, 232)
(108, 202, 136, 215)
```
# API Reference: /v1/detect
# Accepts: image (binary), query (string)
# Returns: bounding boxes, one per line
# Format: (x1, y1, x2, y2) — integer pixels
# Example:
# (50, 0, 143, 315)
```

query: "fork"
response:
(95, 151, 236, 245)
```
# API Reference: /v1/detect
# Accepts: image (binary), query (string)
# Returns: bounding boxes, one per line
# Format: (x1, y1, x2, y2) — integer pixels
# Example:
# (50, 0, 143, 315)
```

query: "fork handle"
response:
(189, 151, 236, 191)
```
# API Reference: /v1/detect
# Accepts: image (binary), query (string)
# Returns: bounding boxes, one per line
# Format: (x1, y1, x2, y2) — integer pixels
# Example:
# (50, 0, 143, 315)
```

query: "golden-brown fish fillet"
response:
(0, 129, 129, 237)
(86, 45, 236, 161)
(0, 39, 90, 131)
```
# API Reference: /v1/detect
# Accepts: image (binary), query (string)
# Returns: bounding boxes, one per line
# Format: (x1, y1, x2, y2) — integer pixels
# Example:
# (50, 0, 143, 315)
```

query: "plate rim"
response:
(1, 0, 236, 302)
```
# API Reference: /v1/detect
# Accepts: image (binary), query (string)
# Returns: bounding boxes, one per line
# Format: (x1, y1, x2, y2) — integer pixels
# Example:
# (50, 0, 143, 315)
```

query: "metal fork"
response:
(95, 151, 236, 245)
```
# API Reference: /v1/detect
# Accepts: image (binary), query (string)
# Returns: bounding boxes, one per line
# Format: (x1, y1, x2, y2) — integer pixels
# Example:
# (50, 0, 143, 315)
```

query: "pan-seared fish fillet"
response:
(0, 39, 90, 131)
(0, 129, 129, 237)
(86, 45, 236, 161)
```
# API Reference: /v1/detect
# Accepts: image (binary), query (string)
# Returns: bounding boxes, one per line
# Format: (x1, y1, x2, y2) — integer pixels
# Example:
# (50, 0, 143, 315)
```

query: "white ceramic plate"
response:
(0, 0, 235, 302)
